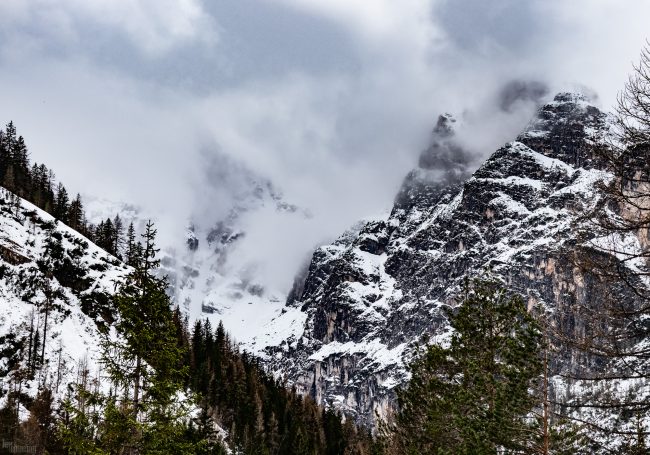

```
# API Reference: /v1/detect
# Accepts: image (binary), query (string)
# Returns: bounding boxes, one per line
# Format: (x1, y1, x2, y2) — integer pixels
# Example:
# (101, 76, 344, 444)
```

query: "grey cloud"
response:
(498, 80, 549, 112)
(1, 0, 650, 298)
(434, 0, 542, 55)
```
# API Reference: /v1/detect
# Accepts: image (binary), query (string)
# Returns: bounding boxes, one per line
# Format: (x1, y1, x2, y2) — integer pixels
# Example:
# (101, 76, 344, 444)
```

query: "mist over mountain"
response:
(2, 0, 648, 268)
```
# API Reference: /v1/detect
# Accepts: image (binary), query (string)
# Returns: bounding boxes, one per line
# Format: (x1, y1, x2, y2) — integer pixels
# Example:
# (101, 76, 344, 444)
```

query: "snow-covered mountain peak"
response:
(552, 91, 592, 103)
(432, 113, 456, 137)
(256, 93, 621, 427)
(79, 155, 314, 346)
(517, 91, 611, 169)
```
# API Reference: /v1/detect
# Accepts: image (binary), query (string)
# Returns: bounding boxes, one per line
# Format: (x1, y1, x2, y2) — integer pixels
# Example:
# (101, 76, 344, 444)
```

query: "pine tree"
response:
(112, 215, 124, 259)
(54, 183, 69, 223)
(4, 164, 15, 191)
(100, 218, 115, 255)
(0, 122, 123, 257)
(68, 193, 84, 231)
(100, 220, 188, 454)
(125, 222, 137, 266)
(4, 121, 17, 144)
(12, 135, 30, 197)
(0, 128, 7, 180)
(390, 278, 542, 454)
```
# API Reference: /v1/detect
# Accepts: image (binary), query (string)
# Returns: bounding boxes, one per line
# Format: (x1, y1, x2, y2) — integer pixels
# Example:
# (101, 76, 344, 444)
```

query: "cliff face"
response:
(258, 93, 624, 426)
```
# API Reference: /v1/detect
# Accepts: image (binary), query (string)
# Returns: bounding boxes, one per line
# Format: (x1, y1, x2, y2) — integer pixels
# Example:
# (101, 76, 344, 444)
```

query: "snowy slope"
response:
(0, 187, 129, 412)
(50, 93, 647, 448)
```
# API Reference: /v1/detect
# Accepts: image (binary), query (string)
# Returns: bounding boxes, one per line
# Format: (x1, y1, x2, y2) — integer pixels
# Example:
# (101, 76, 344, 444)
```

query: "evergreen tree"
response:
(4, 121, 17, 145)
(390, 278, 542, 454)
(68, 193, 84, 232)
(4, 164, 15, 192)
(54, 183, 69, 223)
(0, 128, 7, 180)
(99, 220, 188, 454)
(112, 214, 124, 259)
(100, 218, 115, 255)
(125, 222, 137, 266)
(12, 135, 30, 197)
(0, 122, 123, 256)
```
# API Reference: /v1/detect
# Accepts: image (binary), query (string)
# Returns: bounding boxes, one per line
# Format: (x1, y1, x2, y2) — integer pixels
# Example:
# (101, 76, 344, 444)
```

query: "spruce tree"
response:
(112, 215, 124, 259)
(100, 220, 188, 454)
(0, 128, 6, 179)
(125, 222, 137, 266)
(68, 193, 84, 231)
(4, 164, 15, 192)
(390, 278, 542, 454)
(54, 183, 69, 223)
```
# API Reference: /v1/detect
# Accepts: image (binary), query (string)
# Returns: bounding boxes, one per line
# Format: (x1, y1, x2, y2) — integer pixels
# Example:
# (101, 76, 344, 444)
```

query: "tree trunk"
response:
(130, 355, 142, 455)
(40, 282, 51, 376)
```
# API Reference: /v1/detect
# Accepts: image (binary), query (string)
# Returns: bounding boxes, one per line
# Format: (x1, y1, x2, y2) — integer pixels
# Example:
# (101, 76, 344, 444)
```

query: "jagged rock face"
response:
(261, 93, 618, 426)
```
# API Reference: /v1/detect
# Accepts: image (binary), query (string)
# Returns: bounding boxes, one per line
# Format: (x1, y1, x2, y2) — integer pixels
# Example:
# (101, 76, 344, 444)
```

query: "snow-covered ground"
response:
(0, 187, 129, 411)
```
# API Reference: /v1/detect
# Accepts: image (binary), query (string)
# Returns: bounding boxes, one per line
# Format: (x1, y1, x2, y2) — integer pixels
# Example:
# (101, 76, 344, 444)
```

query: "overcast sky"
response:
(1, 0, 649, 264)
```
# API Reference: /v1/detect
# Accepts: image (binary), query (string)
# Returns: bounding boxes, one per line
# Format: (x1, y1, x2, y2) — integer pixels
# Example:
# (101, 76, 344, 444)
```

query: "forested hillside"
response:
(0, 123, 133, 259)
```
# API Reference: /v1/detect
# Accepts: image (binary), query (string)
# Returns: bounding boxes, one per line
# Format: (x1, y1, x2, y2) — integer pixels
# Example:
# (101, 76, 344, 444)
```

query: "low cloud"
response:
(1, 0, 649, 295)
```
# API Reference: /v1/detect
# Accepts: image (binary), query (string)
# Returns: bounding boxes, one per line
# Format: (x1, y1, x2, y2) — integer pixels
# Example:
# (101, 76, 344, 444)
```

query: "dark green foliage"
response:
(98, 221, 191, 453)
(37, 229, 91, 294)
(68, 193, 84, 231)
(125, 222, 137, 266)
(53, 183, 69, 223)
(0, 333, 25, 379)
(0, 399, 20, 443)
(0, 121, 123, 255)
(0, 125, 382, 451)
(185, 318, 380, 454)
(79, 290, 115, 329)
(94, 216, 125, 258)
(0, 121, 32, 200)
(389, 278, 542, 454)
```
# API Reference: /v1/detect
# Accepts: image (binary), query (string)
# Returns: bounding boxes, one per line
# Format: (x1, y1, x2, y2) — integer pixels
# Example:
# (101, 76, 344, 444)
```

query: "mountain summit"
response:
(256, 93, 617, 426)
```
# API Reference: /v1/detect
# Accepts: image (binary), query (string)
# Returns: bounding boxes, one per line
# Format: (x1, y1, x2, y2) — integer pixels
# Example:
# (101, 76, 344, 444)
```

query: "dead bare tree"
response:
(561, 41, 650, 448)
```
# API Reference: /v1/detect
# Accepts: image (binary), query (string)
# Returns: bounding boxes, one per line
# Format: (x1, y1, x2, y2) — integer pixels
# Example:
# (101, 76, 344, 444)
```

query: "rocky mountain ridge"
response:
(2, 92, 646, 450)
(255, 92, 622, 427)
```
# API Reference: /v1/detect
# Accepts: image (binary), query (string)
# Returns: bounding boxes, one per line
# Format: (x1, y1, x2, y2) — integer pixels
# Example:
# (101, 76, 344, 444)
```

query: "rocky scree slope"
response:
(258, 93, 626, 427)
